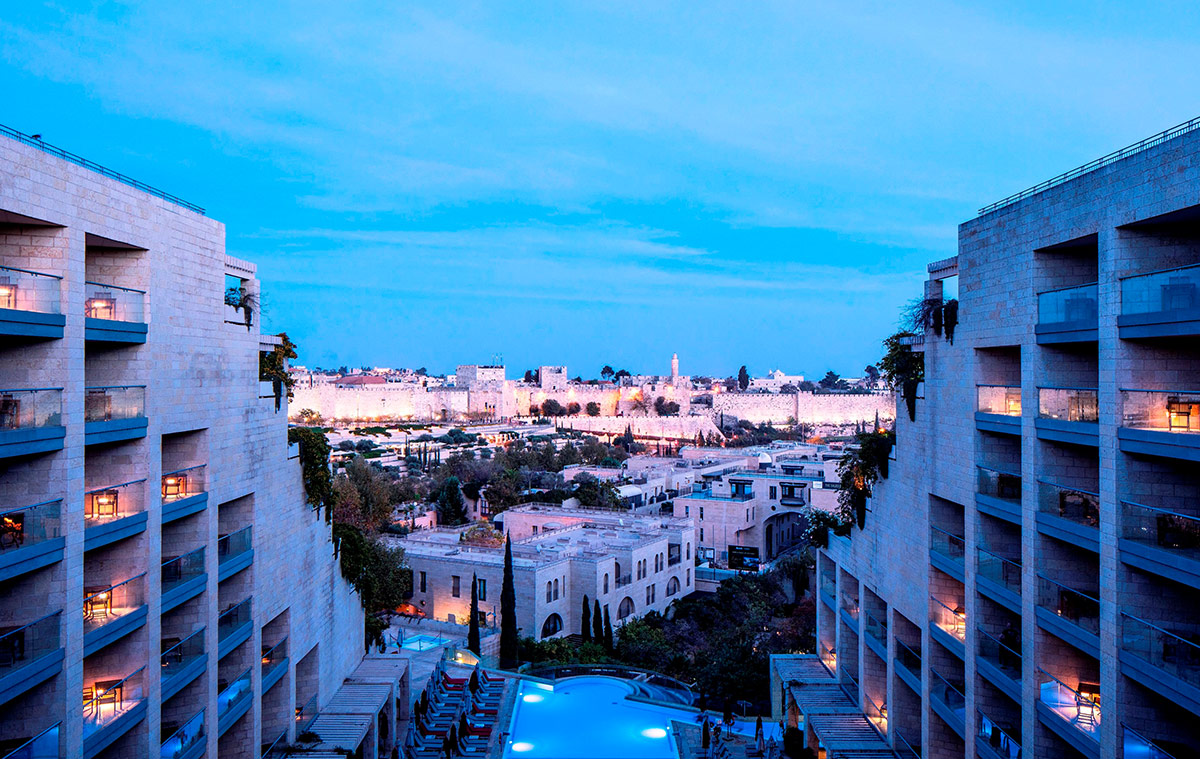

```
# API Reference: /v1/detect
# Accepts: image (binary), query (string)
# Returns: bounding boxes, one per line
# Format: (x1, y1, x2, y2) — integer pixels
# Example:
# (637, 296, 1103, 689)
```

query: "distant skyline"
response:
(4, 2, 1200, 376)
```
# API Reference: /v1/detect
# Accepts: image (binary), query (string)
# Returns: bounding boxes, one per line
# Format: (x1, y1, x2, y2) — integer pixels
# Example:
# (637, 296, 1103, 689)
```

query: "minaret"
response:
(670, 352, 679, 381)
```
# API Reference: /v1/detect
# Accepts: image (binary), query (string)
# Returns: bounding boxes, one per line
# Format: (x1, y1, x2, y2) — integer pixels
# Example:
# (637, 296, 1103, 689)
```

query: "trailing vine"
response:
(288, 426, 333, 521)
(880, 331, 924, 422)
(260, 333, 297, 411)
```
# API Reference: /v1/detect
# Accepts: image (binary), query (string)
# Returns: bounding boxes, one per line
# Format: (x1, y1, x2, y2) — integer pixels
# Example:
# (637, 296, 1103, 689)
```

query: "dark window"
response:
(419, 571, 427, 593)
(451, 575, 461, 598)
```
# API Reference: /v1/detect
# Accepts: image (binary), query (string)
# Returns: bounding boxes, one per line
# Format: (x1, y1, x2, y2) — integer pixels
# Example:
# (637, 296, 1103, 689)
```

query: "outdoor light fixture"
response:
(1167, 398, 1194, 432)
(162, 474, 187, 500)
(641, 728, 668, 739)
(86, 293, 117, 320)
(1005, 395, 1021, 415)
(0, 278, 16, 310)
(88, 490, 119, 518)
(511, 742, 534, 752)
(522, 694, 544, 703)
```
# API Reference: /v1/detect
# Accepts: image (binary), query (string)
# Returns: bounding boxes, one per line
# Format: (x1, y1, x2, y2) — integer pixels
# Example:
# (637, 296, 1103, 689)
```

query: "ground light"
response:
(511, 742, 535, 752)
(641, 728, 668, 739)
(522, 694, 545, 703)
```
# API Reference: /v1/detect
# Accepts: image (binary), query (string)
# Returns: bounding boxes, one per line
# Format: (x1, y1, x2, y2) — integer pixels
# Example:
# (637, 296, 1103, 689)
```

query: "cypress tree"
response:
(592, 599, 604, 642)
(499, 535, 519, 669)
(467, 572, 481, 654)
(581, 594, 592, 641)
(602, 605, 613, 651)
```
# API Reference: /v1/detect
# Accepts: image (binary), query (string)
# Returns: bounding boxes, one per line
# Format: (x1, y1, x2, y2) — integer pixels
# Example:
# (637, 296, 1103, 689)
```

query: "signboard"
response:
(728, 545, 760, 571)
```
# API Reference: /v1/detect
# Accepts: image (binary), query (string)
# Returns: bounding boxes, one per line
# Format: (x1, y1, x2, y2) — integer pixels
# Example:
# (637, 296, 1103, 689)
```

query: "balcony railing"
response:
(83, 574, 146, 634)
(85, 281, 144, 323)
(1121, 613, 1200, 691)
(977, 547, 1022, 595)
(1038, 283, 1098, 325)
(977, 385, 1022, 416)
(667, 545, 681, 566)
(614, 573, 633, 588)
(218, 526, 253, 565)
(0, 265, 62, 314)
(84, 479, 146, 527)
(83, 666, 146, 738)
(262, 727, 288, 758)
(295, 693, 318, 733)
(218, 598, 252, 643)
(161, 708, 205, 759)
(1037, 668, 1100, 739)
(864, 609, 887, 648)
(0, 498, 62, 552)
(0, 611, 60, 675)
(977, 466, 1022, 503)
(840, 591, 860, 621)
(978, 709, 1021, 759)
(1121, 262, 1200, 316)
(1037, 575, 1100, 637)
(84, 385, 145, 423)
(1037, 480, 1100, 529)
(1121, 389, 1200, 434)
(894, 728, 921, 759)
(161, 546, 206, 595)
(218, 667, 253, 720)
(931, 667, 966, 712)
(261, 637, 288, 683)
(1122, 723, 1179, 759)
(1121, 500, 1200, 559)
(930, 525, 966, 565)
(864, 691, 888, 734)
(820, 573, 835, 600)
(820, 643, 837, 671)
(0, 388, 62, 430)
(978, 625, 1022, 677)
(1, 722, 60, 759)
(895, 638, 921, 678)
(162, 465, 206, 502)
(1038, 387, 1099, 423)
(931, 596, 966, 642)
(161, 627, 206, 683)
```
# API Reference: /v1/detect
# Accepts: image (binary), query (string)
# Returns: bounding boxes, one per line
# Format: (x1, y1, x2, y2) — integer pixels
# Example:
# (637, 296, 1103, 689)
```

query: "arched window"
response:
(666, 577, 680, 596)
(618, 596, 635, 620)
(686, 569, 691, 585)
(546, 582, 552, 603)
(603, 573, 609, 594)
(540, 613, 564, 639)
(553, 579, 559, 600)
(614, 561, 622, 579)
(686, 543, 691, 560)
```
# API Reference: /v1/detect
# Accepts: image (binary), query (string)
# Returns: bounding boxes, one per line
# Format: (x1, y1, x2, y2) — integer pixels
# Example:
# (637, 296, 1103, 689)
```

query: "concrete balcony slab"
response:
(0, 425, 65, 459)
(1035, 512, 1099, 553)
(1034, 417, 1099, 447)
(262, 657, 289, 693)
(1119, 649, 1200, 716)
(1035, 320, 1098, 345)
(975, 412, 1021, 436)
(1118, 427, 1200, 462)
(83, 700, 146, 759)
(83, 605, 147, 657)
(218, 619, 252, 660)
(84, 417, 147, 446)
(1035, 701, 1099, 759)
(0, 535, 64, 582)
(162, 493, 208, 525)
(0, 647, 64, 707)
(161, 654, 207, 702)
(84, 513, 148, 552)
(217, 549, 253, 583)
(1118, 537, 1200, 587)
(1118, 307, 1200, 339)
(84, 317, 147, 344)
(162, 573, 207, 614)
(976, 494, 1021, 525)
(0, 308, 65, 339)
(1035, 606, 1100, 657)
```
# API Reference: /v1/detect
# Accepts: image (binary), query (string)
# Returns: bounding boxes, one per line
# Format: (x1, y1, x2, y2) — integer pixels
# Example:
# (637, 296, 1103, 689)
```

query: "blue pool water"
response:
(401, 634, 447, 651)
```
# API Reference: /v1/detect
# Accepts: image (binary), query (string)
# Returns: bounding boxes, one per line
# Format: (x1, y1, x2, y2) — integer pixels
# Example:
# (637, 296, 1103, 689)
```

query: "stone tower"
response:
(670, 352, 679, 380)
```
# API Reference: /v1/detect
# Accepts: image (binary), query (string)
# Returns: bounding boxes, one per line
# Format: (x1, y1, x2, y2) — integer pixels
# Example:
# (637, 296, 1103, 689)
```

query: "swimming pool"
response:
(401, 634, 448, 651)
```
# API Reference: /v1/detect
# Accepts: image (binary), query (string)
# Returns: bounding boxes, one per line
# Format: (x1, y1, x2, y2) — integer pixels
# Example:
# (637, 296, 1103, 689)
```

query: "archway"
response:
(618, 596, 635, 620)
(540, 613, 564, 639)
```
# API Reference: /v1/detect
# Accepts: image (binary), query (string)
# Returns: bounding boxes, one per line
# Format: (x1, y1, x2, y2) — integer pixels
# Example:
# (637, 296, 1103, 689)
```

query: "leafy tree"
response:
(779, 383, 798, 394)
(600, 365, 615, 380)
(540, 399, 566, 417)
(355, 439, 376, 452)
(288, 427, 333, 520)
(468, 573, 481, 654)
(819, 370, 843, 390)
(500, 536, 519, 668)
(798, 380, 816, 392)
(297, 408, 322, 425)
(435, 477, 467, 525)
(613, 369, 631, 380)
(653, 396, 681, 416)
(737, 366, 750, 390)
(863, 364, 880, 388)
(566, 402, 582, 416)
(581, 595, 592, 641)
(880, 331, 925, 421)
(332, 524, 411, 650)
(585, 401, 601, 416)
(523, 369, 536, 383)
(337, 440, 358, 451)
(574, 473, 620, 509)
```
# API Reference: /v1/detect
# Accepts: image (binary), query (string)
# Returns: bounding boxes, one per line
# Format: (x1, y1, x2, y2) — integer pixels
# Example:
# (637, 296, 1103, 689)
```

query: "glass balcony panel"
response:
(82, 666, 146, 738)
(895, 639, 921, 677)
(0, 721, 60, 759)
(1037, 575, 1100, 636)
(261, 638, 288, 683)
(978, 710, 1021, 759)
(1121, 613, 1200, 691)
(930, 526, 966, 564)
(1037, 668, 1100, 739)
(0, 499, 62, 551)
(820, 573, 835, 599)
(160, 708, 204, 759)
(84, 281, 144, 323)
(1038, 283, 1098, 324)
(863, 609, 887, 648)
(977, 548, 1022, 595)
(1121, 389, 1200, 433)
(84, 386, 145, 423)
(0, 265, 62, 314)
(1121, 501, 1200, 560)
(840, 591, 859, 620)
(819, 643, 837, 671)
(218, 667, 252, 718)
(161, 627, 206, 683)
(894, 729, 921, 759)
(83, 574, 146, 634)
(0, 388, 63, 430)
(161, 465, 206, 502)
(977, 467, 1022, 502)
(931, 596, 966, 642)
(1123, 723, 1180, 759)
(1037, 480, 1100, 529)
(84, 479, 146, 528)
(977, 385, 1022, 416)
(161, 547, 206, 595)
(931, 668, 966, 711)
(218, 599, 252, 643)
(0, 611, 61, 675)
(295, 693, 318, 733)
(1121, 263, 1200, 316)
(1038, 387, 1099, 423)
(977, 626, 1022, 677)
(864, 691, 888, 734)
(217, 526, 252, 565)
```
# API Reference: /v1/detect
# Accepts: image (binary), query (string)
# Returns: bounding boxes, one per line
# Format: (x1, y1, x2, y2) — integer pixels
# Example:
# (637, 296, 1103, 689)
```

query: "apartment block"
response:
(772, 119, 1200, 759)
(0, 126, 393, 759)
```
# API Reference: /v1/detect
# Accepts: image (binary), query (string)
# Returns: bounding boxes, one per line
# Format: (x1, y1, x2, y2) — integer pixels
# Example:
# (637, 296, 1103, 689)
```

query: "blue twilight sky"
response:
(3, 2, 1199, 377)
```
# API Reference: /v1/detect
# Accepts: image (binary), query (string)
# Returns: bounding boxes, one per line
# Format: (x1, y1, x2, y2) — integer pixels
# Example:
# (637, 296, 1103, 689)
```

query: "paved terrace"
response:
(774, 655, 897, 759)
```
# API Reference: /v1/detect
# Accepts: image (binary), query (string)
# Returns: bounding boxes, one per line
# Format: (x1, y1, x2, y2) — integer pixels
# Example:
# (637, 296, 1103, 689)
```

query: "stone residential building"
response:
(0, 125, 402, 759)
(774, 118, 1200, 759)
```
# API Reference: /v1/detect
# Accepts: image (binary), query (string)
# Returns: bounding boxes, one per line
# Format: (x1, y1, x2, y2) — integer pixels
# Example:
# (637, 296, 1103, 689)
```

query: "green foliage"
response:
(737, 365, 750, 390)
(581, 595, 592, 641)
(435, 477, 468, 525)
(585, 401, 601, 416)
(653, 396, 681, 416)
(880, 331, 924, 422)
(500, 536, 519, 669)
(288, 427, 333, 520)
(540, 399, 567, 417)
(259, 333, 298, 411)
(468, 573, 481, 655)
(332, 523, 411, 650)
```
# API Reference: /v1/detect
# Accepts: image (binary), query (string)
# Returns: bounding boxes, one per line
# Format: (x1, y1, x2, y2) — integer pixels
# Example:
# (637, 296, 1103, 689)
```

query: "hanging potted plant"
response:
(880, 332, 925, 422)
(943, 299, 959, 344)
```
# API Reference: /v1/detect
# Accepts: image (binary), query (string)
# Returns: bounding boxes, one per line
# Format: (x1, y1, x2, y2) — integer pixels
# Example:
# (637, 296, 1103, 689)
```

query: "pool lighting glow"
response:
(522, 694, 545, 703)
(512, 742, 535, 752)
(534, 682, 554, 691)
(641, 728, 668, 739)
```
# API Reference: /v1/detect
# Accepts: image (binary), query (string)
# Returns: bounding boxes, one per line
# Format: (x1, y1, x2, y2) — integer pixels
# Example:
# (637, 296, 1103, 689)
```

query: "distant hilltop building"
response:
(749, 369, 806, 393)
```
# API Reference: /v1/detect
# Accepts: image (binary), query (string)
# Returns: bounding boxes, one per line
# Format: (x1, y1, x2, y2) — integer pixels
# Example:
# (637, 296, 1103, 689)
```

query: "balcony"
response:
(217, 668, 253, 736)
(1123, 723, 1183, 759)
(161, 547, 207, 613)
(0, 265, 64, 339)
(161, 627, 206, 701)
(614, 573, 633, 588)
(295, 693, 318, 734)
(83, 666, 147, 759)
(977, 626, 1022, 700)
(977, 709, 1021, 759)
(0, 388, 64, 458)
(1119, 390, 1200, 461)
(667, 544, 681, 566)
(161, 465, 208, 524)
(1036, 669, 1100, 757)
(839, 591, 860, 631)
(0, 722, 60, 759)
(929, 668, 966, 738)
(864, 691, 887, 735)
(217, 526, 253, 582)
(976, 385, 1022, 435)
(0, 499, 64, 581)
(84, 281, 147, 343)
(161, 708, 205, 759)
(1036, 282, 1098, 344)
(1036, 480, 1100, 552)
(1119, 262, 1200, 338)
(1120, 500, 1200, 584)
(977, 547, 1021, 612)
(1036, 575, 1100, 654)
(1120, 613, 1200, 712)
(930, 596, 966, 657)
(261, 637, 289, 692)
(819, 573, 836, 609)
(84, 386, 147, 445)
(893, 638, 922, 694)
(863, 609, 887, 659)
(977, 466, 1022, 524)
(894, 729, 921, 759)
(930, 525, 965, 580)
(217, 598, 253, 659)
(0, 611, 63, 707)
(84, 479, 147, 551)
(262, 728, 288, 758)
(83, 574, 148, 656)
(1036, 388, 1099, 446)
